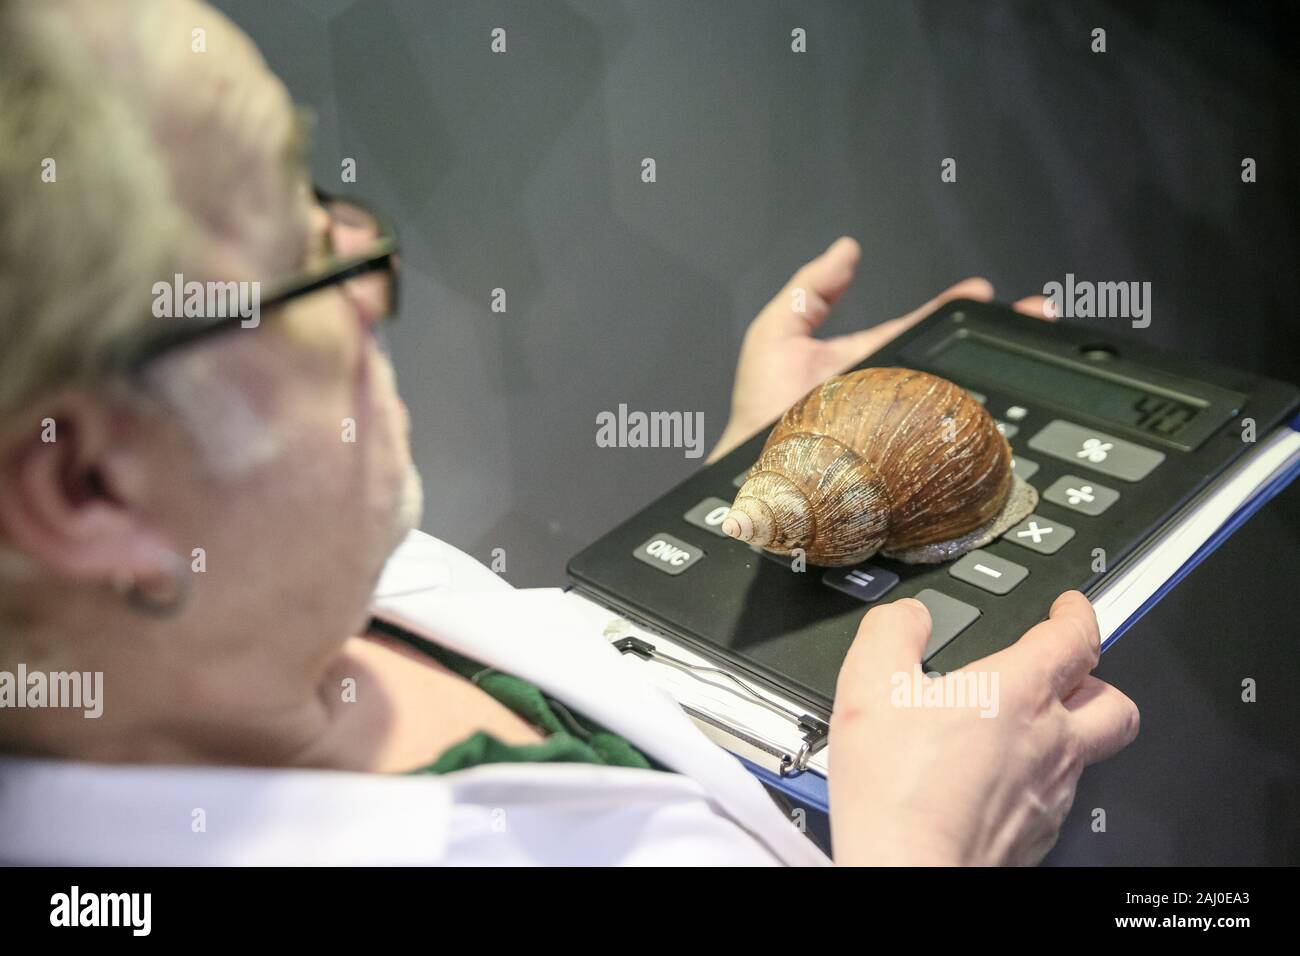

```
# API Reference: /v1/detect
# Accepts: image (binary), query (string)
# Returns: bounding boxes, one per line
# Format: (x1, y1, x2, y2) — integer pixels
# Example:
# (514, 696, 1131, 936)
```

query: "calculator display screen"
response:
(926, 334, 1203, 439)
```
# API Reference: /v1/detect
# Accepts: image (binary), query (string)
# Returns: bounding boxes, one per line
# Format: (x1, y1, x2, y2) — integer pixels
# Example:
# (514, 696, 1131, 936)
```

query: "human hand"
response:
(707, 237, 1052, 463)
(828, 591, 1139, 866)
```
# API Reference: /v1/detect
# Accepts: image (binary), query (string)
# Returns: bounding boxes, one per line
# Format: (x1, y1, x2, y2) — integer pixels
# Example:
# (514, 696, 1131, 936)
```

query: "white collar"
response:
(368, 531, 828, 866)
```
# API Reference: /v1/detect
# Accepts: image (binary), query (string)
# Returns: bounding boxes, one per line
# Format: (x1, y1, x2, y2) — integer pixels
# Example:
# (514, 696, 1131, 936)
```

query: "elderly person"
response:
(0, 0, 1137, 866)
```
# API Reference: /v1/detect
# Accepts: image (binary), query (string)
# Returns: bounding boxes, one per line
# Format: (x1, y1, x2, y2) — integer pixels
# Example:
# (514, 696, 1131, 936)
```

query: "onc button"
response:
(633, 533, 705, 576)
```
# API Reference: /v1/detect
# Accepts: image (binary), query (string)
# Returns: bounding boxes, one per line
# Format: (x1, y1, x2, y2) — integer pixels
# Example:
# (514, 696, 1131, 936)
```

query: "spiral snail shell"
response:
(721, 367, 1038, 566)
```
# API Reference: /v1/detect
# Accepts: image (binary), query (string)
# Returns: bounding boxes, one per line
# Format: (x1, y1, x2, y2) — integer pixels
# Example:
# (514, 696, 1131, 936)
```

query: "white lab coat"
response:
(0, 531, 831, 866)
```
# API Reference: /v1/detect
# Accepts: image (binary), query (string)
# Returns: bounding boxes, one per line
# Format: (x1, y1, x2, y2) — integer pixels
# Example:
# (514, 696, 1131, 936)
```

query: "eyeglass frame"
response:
(115, 186, 400, 374)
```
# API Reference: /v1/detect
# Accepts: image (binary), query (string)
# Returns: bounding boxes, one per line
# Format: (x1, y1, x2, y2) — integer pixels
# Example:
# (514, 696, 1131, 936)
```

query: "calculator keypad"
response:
(1011, 455, 1039, 480)
(683, 497, 735, 537)
(633, 533, 704, 575)
(1003, 514, 1076, 554)
(1042, 475, 1120, 516)
(915, 589, 982, 662)
(1027, 419, 1165, 482)
(949, 550, 1029, 595)
(823, 564, 900, 602)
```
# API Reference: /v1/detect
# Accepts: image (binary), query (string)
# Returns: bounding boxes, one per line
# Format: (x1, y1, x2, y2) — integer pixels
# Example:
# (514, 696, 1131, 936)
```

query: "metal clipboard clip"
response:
(520, 584, 833, 780)
(610, 635, 828, 775)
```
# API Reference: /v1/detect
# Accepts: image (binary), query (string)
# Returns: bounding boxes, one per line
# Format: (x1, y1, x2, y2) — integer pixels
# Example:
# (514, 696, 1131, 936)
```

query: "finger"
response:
(756, 236, 862, 336)
(1063, 675, 1140, 764)
(1012, 294, 1057, 321)
(837, 597, 933, 690)
(825, 276, 995, 367)
(1003, 590, 1101, 701)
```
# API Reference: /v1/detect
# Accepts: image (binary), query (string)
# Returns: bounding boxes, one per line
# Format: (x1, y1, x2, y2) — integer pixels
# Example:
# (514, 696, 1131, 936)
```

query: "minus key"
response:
(949, 549, 1029, 595)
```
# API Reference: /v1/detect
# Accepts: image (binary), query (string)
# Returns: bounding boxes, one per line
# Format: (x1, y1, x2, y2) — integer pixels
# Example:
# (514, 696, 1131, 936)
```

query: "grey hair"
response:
(0, 0, 312, 604)
(0, 0, 313, 465)
(0, 0, 185, 415)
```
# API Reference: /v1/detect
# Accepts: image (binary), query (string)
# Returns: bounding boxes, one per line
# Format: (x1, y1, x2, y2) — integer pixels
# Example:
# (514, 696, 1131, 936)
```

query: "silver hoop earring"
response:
(112, 552, 193, 618)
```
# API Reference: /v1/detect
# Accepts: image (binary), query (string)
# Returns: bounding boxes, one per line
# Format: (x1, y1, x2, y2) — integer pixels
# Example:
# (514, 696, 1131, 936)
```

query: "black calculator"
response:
(567, 300, 1300, 719)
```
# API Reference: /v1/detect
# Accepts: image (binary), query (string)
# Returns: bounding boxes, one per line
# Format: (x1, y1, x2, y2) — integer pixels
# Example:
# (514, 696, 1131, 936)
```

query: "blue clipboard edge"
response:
(763, 414, 1300, 816)
(739, 753, 831, 815)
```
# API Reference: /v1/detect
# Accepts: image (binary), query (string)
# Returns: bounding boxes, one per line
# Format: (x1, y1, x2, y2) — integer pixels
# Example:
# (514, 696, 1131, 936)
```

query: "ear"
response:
(0, 389, 177, 583)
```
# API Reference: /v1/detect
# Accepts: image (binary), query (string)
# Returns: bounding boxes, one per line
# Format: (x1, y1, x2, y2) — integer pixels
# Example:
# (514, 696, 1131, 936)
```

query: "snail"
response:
(721, 367, 1038, 566)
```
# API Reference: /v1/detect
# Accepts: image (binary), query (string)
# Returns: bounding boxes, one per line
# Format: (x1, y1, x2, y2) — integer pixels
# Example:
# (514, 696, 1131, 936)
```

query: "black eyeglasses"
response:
(115, 187, 400, 373)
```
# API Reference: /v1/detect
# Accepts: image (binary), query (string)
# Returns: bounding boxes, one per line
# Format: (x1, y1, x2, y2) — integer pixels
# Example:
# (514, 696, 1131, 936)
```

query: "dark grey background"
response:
(212, 0, 1299, 865)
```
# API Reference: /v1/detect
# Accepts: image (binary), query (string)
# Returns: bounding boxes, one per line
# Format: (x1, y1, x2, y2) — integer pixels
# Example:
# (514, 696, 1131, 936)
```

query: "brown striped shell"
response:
(721, 367, 1037, 566)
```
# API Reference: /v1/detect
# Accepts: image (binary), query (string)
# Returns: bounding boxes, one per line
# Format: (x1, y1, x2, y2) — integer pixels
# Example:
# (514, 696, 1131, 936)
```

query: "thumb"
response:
(826, 276, 995, 368)
(836, 597, 933, 695)
(755, 236, 862, 337)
